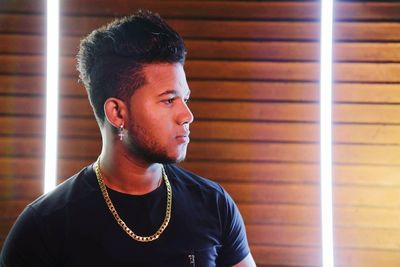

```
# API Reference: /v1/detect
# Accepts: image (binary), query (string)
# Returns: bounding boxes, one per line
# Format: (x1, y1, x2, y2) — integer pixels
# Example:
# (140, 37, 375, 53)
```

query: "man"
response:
(0, 10, 256, 266)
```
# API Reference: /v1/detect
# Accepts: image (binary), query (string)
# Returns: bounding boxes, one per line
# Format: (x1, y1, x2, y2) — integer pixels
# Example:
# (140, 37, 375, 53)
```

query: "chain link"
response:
(95, 160, 172, 242)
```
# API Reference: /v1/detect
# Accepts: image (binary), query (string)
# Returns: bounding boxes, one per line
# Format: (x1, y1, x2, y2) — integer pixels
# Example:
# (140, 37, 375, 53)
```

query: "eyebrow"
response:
(158, 89, 191, 97)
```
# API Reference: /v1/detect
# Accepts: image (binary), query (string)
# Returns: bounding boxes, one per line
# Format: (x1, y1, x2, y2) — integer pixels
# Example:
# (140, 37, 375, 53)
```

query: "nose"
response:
(178, 99, 194, 125)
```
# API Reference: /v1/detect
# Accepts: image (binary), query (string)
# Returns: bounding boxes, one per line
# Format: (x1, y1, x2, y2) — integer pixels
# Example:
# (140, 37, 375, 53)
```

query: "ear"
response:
(104, 97, 128, 128)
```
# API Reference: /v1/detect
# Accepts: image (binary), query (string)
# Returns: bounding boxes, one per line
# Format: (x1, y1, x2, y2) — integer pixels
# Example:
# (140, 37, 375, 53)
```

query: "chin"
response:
(175, 155, 186, 163)
(169, 151, 187, 164)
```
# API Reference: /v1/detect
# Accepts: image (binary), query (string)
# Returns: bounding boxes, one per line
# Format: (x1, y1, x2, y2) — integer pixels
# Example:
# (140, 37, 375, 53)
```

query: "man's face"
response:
(125, 63, 194, 164)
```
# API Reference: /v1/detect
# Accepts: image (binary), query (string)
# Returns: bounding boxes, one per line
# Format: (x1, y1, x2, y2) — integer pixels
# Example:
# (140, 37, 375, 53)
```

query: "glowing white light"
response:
(320, 0, 335, 266)
(44, 0, 60, 193)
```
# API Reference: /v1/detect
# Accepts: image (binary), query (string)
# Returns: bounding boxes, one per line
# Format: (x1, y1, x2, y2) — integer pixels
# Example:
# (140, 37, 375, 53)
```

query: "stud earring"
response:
(118, 124, 124, 141)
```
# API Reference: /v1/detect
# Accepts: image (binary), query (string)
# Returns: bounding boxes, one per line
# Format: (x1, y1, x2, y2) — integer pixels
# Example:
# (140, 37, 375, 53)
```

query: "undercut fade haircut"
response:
(77, 10, 187, 126)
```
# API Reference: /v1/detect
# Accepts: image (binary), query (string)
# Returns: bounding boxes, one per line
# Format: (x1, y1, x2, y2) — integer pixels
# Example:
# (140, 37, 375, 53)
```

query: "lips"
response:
(176, 131, 190, 143)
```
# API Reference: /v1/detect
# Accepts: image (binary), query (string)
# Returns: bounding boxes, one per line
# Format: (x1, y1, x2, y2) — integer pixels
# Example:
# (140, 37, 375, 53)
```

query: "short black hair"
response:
(77, 10, 187, 125)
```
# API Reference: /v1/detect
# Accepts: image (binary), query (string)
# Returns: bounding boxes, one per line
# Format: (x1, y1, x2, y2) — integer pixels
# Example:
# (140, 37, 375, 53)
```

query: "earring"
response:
(118, 124, 124, 141)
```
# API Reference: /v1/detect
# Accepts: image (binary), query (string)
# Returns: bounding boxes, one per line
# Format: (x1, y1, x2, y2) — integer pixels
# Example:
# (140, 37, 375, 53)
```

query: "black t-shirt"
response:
(0, 164, 250, 267)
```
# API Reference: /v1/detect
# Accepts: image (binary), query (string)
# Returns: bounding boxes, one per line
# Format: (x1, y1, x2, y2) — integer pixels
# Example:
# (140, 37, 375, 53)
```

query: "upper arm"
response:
(232, 253, 257, 267)
(0, 206, 54, 267)
(217, 187, 252, 266)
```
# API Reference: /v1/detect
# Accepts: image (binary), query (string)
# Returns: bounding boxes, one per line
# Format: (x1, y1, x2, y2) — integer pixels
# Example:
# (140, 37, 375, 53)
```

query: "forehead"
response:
(140, 63, 189, 94)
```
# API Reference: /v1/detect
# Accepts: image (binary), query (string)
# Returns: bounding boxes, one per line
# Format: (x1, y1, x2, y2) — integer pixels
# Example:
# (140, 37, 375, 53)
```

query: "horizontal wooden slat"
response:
(1, 163, 397, 208)
(64, 19, 400, 42)
(335, 206, 400, 229)
(194, 101, 400, 123)
(251, 245, 320, 267)
(334, 104, 400, 124)
(335, 3, 400, 21)
(239, 204, 319, 226)
(198, 102, 400, 123)
(334, 144, 400, 165)
(0, 15, 44, 35)
(0, 157, 94, 180)
(336, 227, 400, 250)
(5, 136, 400, 165)
(56, 119, 400, 146)
(59, 1, 320, 20)
(3, 34, 400, 63)
(247, 224, 320, 247)
(191, 122, 400, 145)
(2, 34, 320, 60)
(249, 225, 400, 251)
(61, 18, 320, 40)
(334, 83, 400, 103)
(2, 158, 399, 188)
(226, 182, 400, 208)
(2, 97, 317, 121)
(0, 178, 42, 200)
(0, 199, 30, 219)
(0, 158, 44, 178)
(187, 161, 400, 187)
(253, 244, 400, 267)
(0, 34, 44, 55)
(334, 164, 400, 186)
(336, 124, 400, 145)
(187, 142, 318, 162)
(334, 185, 400, 208)
(189, 101, 312, 122)
(1, 1, 400, 22)
(61, 1, 400, 22)
(240, 204, 400, 229)
(335, 43, 400, 63)
(334, 63, 400, 82)
(0, 55, 45, 75)
(0, 137, 44, 157)
(0, 75, 45, 95)
(2, 13, 400, 41)
(222, 183, 319, 205)
(335, 22, 400, 42)
(3, 1, 317, 19)
(2, 56, 320, 80)
(335, 248, 400, 267)
(186, 61, 318, 81)
(246, 225, 320, 247)
(4, 55, 400, 83)
(1, 204, 398, 249)
(0, 0, 45, 14)
(1, 186, 397, 228)
(0, 96, 45, 115)
(2, 76, 399, 105)
(0, 117, 44, 136)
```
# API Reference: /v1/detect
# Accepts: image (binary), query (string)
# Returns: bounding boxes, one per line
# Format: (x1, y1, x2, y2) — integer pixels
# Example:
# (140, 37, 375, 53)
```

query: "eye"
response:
(163, 97, 176, 105)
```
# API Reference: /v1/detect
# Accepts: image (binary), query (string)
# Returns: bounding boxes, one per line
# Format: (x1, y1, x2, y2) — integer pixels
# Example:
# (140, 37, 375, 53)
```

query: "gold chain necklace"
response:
(94, 160, 172, 242)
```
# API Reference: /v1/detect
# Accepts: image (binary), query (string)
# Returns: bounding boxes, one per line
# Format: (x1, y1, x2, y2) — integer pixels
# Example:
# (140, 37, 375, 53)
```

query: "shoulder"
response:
(164, 164, 238, 216)
(29, 164, 97, 217)
(0, 165, 97, 265)
(164, 164, 226, 196)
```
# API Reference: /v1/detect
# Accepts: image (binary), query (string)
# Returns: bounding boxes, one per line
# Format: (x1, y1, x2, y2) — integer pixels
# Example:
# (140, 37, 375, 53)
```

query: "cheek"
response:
(132, 106, 175, 139)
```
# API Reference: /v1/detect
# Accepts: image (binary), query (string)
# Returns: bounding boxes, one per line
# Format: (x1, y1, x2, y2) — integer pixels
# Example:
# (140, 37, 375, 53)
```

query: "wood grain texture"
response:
(1, 1, 400, 266)
(4, 34, 400, 63)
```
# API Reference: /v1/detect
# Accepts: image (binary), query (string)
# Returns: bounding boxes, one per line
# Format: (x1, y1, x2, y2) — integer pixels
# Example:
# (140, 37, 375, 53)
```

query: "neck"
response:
(96, 146, 164, 195)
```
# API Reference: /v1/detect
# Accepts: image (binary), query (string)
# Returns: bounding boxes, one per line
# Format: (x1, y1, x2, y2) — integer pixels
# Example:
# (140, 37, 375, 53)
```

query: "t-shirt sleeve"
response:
(217, 186, 250, 266)
(0, 205, 55, 267)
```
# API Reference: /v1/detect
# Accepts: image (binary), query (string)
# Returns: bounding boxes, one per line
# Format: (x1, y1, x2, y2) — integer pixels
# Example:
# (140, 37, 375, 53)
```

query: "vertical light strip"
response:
(320, 0, 334, 266)
(44, 0, 60, 193)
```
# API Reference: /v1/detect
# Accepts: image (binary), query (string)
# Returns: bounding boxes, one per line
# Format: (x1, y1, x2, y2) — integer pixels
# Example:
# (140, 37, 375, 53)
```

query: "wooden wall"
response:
(331, 2, 400, 267)
(1, 1, 400, 267)
(0, 0, 47, 254)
